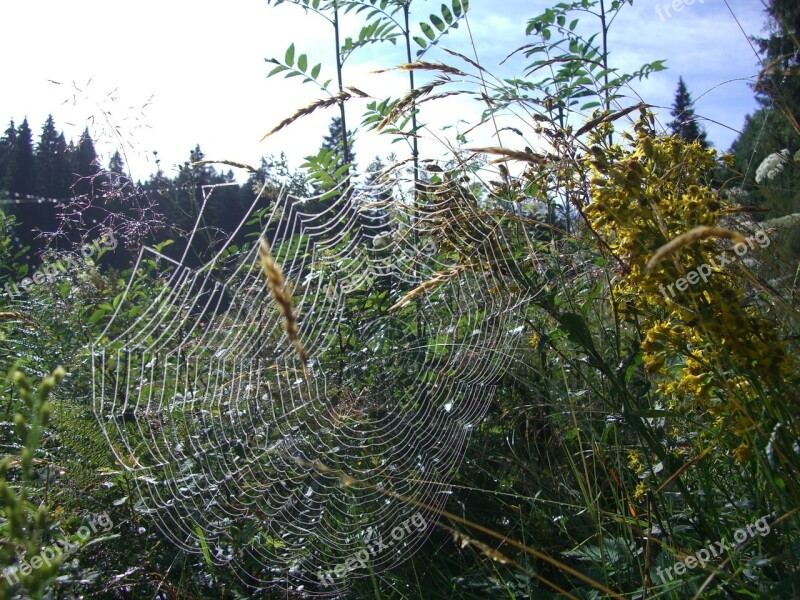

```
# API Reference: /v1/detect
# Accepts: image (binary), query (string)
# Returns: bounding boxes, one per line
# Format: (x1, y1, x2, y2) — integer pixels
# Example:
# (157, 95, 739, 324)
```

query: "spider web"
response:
(91, 168, 531, 595)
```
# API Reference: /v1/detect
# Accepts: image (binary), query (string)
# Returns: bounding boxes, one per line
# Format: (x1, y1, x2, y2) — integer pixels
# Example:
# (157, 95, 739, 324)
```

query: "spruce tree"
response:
(35, 115, 71, 198)
(106, 150, 131, 196)
(7, 119, 49, 257)
(669, 77, 709, 147)
(73, 127, 100, 196)
(0, 120, 16, 192)
(753, 0, 799, 131)
(10, 118, 36, 195)
(108, 151, 125, 175)
(726, 0, 800, 257)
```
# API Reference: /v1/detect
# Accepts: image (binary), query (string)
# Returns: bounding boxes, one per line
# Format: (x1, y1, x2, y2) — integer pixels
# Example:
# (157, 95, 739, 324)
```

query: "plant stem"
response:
(403, 2, 419, 239)
(599, 0, 613, 145)
(333, 1, 351, 178)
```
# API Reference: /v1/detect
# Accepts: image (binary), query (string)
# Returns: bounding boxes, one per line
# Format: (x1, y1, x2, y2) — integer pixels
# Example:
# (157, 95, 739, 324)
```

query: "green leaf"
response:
(650, 60, 667, 71)
(569, 18, 579, 31)
(334, 163, 352, 179)
(557, 312, 596, 354)
(311, 63, 321, 79)
(298, 53, 307, 72)
(430, 14, 446, 32)
(623, 352, 644, 384)
(452, 0, 462, 17)
(267, 64, 286, 78)
(421, 22, 436, 40)
(196, 526, 214, 570)
(441, 4, 453, 23)
(88, 308, 107, 324)
(285, 43, 295, 67)
(413, 35, 428, 49)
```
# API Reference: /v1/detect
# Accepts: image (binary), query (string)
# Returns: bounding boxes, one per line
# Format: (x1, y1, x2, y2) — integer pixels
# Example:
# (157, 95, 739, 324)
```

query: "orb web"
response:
(92, 168, 531, 594)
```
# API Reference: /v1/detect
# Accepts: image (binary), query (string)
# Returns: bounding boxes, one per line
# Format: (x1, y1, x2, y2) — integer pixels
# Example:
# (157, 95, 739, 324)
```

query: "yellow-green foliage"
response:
(0, 367, 65, 600)
(584, 113, 799, 472)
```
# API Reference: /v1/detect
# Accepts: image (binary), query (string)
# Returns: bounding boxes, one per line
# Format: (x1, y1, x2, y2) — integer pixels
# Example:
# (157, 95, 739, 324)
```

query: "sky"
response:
(0, 0, 767, 184)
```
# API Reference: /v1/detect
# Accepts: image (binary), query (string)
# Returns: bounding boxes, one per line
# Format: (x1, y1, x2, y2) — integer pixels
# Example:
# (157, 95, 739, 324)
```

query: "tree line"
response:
(0, 113, 385, 270)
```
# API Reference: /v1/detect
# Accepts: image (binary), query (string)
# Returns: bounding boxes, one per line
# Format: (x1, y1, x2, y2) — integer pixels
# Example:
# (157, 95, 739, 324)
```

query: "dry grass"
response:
(389, 264, 473, 311)
(261, 87, 368, 141)
(258, 236, 309, 364)
(645, 226, 747, 272)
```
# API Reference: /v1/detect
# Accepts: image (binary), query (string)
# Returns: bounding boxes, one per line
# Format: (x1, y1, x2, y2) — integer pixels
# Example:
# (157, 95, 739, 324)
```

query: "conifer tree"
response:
(108, 150, 125, 175)
(726, 0, 800, 257)
(0, 120, 17, 192)
(753, 0, 800, 131)
(73, 127, 100, 196)
(35, 115, 71, 198)
(669, 77, 709, 147)
(10, 118, 36, 195)
(106, 150, 132, 196)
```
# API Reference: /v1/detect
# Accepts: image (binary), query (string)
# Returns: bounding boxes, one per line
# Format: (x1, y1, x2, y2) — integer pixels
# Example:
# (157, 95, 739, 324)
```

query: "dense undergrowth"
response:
(1, 0, 799, 598)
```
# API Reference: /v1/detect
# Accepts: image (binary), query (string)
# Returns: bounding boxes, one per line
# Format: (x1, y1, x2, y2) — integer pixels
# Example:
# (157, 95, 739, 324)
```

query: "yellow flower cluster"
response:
(529, 332, 540, 349)
(634, 481, 649, 501)
(584, 113, 791, 425)
(627, 450, 644, 474)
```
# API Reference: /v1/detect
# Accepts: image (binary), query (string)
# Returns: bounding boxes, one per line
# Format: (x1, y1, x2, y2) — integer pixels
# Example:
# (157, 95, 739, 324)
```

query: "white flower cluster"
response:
(755, 149, 791, 184)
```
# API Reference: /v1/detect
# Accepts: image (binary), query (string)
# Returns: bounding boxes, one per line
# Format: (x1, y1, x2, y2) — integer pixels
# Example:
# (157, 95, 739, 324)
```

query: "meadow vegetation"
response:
(1, 0, 798, 598)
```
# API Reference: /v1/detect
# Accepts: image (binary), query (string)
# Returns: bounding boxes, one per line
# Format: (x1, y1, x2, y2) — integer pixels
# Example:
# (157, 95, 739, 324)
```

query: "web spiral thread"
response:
(92, 168, 530, 594)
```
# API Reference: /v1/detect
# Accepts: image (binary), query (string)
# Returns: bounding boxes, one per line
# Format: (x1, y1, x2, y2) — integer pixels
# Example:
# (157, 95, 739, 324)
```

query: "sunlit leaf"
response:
(441, 4, 453, 23)
(267, 64, 286, 78)
(285, 43, 295, 67)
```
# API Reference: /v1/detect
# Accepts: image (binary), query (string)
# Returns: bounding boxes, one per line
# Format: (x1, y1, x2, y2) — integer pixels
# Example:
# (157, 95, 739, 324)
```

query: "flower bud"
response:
(14, 413, 27, 438)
